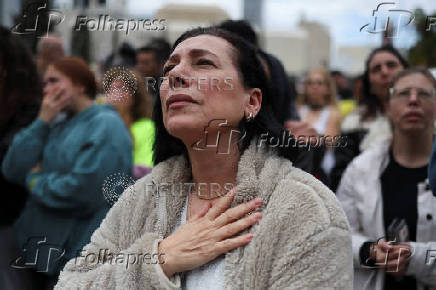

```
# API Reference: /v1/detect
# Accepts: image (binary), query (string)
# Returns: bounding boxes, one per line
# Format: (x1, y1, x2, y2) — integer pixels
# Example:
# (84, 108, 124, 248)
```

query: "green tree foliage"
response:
(408, 8, 436, 67)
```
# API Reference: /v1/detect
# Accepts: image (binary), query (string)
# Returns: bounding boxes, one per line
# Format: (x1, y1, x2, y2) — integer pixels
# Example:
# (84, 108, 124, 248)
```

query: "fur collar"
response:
(149, 141, 293, 237)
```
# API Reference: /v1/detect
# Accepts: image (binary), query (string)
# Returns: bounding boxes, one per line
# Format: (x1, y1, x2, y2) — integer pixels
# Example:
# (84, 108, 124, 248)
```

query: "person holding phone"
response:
(1, 57, 132, 288)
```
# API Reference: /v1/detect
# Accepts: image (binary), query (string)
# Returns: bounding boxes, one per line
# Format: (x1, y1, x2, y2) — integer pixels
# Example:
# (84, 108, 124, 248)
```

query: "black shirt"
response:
(381, 150, 427, 290)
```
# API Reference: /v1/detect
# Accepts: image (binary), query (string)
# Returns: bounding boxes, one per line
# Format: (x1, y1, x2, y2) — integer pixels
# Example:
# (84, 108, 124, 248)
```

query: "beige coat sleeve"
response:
(267, 175, 353, 289)
(54, 181, 181, 290)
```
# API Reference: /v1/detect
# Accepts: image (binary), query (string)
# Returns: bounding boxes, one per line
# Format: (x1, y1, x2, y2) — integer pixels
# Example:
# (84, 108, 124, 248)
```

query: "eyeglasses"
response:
(389, 87, 436, 102)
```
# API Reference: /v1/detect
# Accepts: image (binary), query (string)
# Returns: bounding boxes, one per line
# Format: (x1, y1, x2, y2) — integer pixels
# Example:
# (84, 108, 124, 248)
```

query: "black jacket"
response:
(0, 102, 40, 226)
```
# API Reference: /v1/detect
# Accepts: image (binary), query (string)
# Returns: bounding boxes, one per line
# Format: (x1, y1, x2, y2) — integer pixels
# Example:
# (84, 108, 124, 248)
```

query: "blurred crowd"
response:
(1, 18, 436, 290)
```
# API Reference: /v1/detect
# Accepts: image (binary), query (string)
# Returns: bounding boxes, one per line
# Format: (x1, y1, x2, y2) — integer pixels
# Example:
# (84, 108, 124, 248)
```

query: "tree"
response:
(408, 8, 436, 67)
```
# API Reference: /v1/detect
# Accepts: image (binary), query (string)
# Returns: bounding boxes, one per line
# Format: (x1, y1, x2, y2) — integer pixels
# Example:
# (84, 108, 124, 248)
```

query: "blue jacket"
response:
(2, 104, 132, 275)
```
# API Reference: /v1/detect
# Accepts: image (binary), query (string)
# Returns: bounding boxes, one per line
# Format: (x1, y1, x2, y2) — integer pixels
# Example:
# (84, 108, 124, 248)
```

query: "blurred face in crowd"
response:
(333, 74, 348, 90)
(387, 73, 436, 134)
(305, 71, 329, 107)
(136, 51, 159, 77)
(368, 51, 404, 102)
(106, 78, 133, 107)
(43, 65, 79, 111)
(160, 35, 261, 143)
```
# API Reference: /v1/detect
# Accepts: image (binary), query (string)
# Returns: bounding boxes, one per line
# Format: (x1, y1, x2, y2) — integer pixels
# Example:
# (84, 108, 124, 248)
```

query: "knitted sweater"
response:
(55, 142, 353, 289)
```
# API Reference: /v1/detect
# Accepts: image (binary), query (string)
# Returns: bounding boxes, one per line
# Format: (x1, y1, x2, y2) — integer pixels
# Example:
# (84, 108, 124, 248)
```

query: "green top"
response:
(131, 117, 155, 167)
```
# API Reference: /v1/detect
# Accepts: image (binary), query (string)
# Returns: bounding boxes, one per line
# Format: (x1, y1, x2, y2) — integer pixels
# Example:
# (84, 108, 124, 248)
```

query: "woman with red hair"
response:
(2, 56, 132, 288)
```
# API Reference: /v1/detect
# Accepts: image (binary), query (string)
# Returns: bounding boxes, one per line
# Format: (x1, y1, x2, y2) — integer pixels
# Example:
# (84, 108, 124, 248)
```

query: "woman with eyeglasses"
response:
(337, 68, 436, 290)
(330, 45, 408, 191)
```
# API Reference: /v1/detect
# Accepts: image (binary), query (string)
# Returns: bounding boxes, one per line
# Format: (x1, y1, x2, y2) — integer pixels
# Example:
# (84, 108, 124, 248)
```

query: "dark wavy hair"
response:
(0, 26, 42, 123)
(361, 45, 408, 121)
(152, 26, 299, 165)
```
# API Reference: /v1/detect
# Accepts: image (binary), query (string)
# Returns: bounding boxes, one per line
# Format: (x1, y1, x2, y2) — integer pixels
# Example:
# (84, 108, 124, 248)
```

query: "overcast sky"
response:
(127, 0, 436, 49)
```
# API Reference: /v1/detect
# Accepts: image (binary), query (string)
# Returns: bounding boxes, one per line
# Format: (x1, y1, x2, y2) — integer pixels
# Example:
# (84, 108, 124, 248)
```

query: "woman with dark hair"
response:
(2, 57, 132, 288)
(55, 27, 352, 289)
(330, 45, 408, 191)
(0, 25, 42, 290)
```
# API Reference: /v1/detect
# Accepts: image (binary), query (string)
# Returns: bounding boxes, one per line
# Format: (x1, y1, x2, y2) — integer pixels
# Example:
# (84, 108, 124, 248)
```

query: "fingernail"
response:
(252, 198, 262, 206)
(254, 212, 262, 220)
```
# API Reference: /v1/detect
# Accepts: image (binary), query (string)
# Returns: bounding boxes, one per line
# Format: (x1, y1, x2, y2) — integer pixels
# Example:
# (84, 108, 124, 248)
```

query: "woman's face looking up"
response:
(160, 35, 261, 143)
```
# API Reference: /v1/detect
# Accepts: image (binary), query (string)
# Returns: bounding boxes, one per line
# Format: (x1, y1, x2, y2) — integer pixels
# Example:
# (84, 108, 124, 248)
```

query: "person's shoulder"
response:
(86, 105, 129, 138)
(328, 105, 341, 115)
(93, 172, 155, 244)
(102, 172, 154, 225)
(91, 104, 123, 124)
(107, 155, 186, 220)
(268, 163, 349, 235)
(118, 154, 187, 204)
(341, 107, 362, 131)
(346, 139, 388, 173)
(327, 105, 341, 122)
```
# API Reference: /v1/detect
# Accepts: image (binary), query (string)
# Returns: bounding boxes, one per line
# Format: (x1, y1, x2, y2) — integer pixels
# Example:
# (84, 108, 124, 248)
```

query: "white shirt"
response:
(178, 197, 225, 290)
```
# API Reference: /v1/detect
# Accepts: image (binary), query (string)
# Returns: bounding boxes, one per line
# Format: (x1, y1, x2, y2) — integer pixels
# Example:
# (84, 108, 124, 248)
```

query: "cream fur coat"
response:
(55, 142, 353, 289)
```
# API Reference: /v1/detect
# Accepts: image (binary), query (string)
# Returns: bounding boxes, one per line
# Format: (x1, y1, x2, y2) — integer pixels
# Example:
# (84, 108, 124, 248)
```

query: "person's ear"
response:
(245, 88, 262, 118)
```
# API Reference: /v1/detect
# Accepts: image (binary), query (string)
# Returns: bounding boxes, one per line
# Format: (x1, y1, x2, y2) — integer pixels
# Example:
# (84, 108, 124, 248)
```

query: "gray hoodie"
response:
(55, 142, 353, 289)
